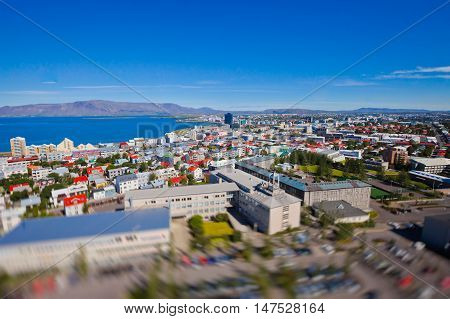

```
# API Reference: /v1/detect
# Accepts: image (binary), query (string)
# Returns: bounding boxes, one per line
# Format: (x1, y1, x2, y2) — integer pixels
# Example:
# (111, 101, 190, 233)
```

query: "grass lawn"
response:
(371, 187, 391, 199)
(203, 221, 234, 237)
(385, 170, 400, 176)
(366, 169, 378, 175)
(410, 180, 430, 190)
(331, 169, 343, 177)
(299, 165, 318, 173)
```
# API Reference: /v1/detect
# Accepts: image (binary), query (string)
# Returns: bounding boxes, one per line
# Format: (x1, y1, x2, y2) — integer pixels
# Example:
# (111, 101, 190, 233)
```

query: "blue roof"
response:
(237, 160, 370, 192)
(0, 208, 170, 247)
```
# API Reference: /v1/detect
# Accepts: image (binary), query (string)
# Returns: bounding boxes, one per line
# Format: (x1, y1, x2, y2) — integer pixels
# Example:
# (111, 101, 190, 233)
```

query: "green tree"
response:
(187, 174, 195, 185)
(139, 162, 148, 173)
(74, 247, 88, 279)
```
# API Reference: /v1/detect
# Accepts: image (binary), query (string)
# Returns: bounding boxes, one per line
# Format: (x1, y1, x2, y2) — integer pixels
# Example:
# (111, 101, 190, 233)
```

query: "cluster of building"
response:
(1, 111, 449, 274)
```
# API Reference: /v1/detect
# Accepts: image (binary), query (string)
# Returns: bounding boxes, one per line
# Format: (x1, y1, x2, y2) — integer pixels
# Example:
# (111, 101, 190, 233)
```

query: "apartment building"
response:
(10, 137, 27, 157)
(115, 174, 139, 194)
(107, 167, 129, 179)
(64, 194, 87, 216)
(31, 167, 53, 180)
(57, 138, 75, 152)
(0, 161, 28, 178)
(383, 146, 409, 166)
(51, 184, 88, 206)
(211, 168, 301, 235)
(124, 183, 239, 218)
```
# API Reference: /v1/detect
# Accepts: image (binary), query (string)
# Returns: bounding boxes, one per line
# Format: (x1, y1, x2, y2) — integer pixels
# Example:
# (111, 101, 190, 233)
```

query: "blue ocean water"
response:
(0, 116, 204, 152)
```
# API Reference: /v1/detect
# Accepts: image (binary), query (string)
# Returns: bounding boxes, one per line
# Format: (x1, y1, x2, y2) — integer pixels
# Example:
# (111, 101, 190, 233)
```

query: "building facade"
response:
(211, 169, 301, 235)
(0, 208, 171, 274)
(125, 183, 239, 218)
(10, 137, 27, 157)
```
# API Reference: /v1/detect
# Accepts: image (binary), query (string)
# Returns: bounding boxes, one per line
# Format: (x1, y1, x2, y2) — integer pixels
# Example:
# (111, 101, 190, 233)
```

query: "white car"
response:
(320, 244, 335, 255)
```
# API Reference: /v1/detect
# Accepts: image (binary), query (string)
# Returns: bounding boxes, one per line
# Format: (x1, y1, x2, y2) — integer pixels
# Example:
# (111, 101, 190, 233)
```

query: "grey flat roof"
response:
(410, 157, 450, 166)
(236, 160, 370, 192)
(213, 168, 301, 208)
(125, 182, 240, 201)
(116, 174, 137, 183)
(425, 213, 450, 227)
(0, 208, 170, 247)
(313, 200, 368, 219)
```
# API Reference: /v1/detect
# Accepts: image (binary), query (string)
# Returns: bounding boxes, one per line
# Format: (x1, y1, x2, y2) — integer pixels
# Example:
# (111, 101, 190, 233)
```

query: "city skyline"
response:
(0, 0, 449, 110)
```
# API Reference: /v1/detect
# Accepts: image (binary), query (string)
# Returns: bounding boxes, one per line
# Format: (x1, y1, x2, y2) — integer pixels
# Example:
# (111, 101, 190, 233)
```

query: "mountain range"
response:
(0, 100, 446, 117)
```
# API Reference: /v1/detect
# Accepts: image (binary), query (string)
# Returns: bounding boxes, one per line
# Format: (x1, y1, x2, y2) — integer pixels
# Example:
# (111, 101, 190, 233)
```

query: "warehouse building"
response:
(0, 208, 170, 274)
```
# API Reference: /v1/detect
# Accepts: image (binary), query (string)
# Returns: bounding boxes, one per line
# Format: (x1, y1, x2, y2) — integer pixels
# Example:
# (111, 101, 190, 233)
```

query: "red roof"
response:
(161, 161, 170, 168)
(7, 156, 39, 163)
(169, 176, 186, 184)
(87, 167, 104, 175)
(73, 176, 88, 184)
(64, 194, 87, 207)
(9, 183, 30, 192)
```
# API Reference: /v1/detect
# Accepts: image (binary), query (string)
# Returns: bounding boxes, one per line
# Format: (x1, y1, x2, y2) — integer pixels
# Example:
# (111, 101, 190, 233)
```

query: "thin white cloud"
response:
(378, 65, 450, 79)
(333, 79, 377, 87)
(64, 85, 126, 89)
(64, 84, 203, 89)
(0, 90, 59, 95)
(392, 66, 450, 74)
(41, 81, 57, 84)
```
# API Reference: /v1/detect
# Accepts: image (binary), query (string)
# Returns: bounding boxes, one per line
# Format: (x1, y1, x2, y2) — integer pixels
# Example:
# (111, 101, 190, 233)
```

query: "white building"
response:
(57, 138, 75, 152)
(10, 137, 27, 157)
(0, 207, 26, 235)
(154, 167, 178, 180)
(51, 184, 88, 207)
(211, 169, 301, 235)
(64, 194, 87, 216)
(115, 174, 139, 194)
(311, 200, 369, 224)
(339, 149, 363, 160)
(0, 208, 170, 274)
(31, 167, 53, 180)
(125, 183, 239, 218)
(0, 161, 28, 178)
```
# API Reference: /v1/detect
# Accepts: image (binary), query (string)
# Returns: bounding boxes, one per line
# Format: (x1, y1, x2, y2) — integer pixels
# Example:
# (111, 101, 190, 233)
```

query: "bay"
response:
(0, 116, 204, 151)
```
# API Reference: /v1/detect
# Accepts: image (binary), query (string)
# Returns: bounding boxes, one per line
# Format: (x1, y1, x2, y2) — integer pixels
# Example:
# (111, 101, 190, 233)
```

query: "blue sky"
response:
(0, 0, 449, 110)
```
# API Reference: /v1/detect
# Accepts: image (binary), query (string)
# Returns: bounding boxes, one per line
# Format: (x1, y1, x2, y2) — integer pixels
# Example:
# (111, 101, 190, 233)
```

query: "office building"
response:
(211, 169, 301, 235)
(224, 113, 233, 126)
(124, 183, 239, 218)
(408, 171, 450, 189)
(410, 157, 450, 175)
(0, 208, 171, 274)
(236, 160, 371, 210)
